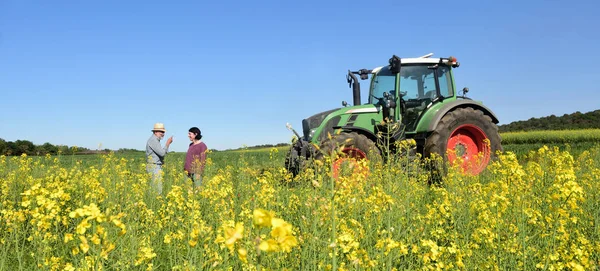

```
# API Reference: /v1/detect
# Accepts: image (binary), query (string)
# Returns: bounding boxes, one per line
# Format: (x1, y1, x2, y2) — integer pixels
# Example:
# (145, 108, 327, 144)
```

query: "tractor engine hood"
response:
(301, 108, 340, 140)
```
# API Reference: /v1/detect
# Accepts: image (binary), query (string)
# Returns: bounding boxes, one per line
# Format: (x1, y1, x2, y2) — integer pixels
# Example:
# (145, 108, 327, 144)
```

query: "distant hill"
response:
(499, 109, 600, 133)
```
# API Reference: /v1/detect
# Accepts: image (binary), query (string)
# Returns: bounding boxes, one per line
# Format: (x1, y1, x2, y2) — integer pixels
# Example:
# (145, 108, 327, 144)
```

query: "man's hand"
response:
(166, 136, 173, 146)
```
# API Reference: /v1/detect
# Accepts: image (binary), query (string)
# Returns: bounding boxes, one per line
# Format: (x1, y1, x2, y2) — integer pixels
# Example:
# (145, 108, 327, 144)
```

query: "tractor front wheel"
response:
(317, 132, 382, 179)
(424, 107, 502, 176)
(284, 145, 301, 177)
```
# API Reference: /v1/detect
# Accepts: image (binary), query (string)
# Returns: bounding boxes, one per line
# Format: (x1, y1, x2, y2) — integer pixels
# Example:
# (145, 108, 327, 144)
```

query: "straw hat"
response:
(152, 123, 166, 132)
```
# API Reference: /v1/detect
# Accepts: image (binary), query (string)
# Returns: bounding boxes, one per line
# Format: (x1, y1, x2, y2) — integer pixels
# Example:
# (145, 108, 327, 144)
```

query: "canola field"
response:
(1, 138, 600, 270)
(501, 129, 600, 145)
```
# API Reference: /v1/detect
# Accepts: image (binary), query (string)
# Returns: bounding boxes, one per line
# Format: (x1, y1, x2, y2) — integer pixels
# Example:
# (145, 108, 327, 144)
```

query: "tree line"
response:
(498, 109, 600, 133)
(0, 138, 102, 156)
(218, 142, 291, 152)
(0, 137, 288, 156)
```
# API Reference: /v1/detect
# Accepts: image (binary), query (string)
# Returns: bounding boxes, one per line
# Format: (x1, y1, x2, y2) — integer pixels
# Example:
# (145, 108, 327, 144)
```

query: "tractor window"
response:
(438, 66, 453, 97)
(369, 67, 396, 104)
(400, 65, 454, 101)
(399, 65, 437, 102)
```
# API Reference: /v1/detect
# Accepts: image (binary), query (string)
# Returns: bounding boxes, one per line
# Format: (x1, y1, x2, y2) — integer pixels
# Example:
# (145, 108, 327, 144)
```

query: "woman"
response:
(184, 127, 208, 187)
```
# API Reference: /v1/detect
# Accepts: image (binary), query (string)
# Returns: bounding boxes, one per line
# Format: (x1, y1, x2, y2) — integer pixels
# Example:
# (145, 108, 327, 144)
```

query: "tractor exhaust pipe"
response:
(352, 79, 361, 106)
(347, 71, 361, 106)
(347, 69, 371, 106)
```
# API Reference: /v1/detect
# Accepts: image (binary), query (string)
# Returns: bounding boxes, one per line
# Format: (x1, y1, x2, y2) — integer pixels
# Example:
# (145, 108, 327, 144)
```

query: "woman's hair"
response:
(189, 127, 202, 140)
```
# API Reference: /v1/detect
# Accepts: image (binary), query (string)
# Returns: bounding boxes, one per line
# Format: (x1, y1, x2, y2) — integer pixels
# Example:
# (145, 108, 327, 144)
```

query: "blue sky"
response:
(1, 0, 599, 152)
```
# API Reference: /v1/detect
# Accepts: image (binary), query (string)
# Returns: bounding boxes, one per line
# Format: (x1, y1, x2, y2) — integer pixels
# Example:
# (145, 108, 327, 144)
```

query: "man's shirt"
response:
(146, 135, 168, 165)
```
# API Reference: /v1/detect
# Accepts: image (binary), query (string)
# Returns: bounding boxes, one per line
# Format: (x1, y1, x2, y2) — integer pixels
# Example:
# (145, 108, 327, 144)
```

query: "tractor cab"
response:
(351, 53, 460, 132)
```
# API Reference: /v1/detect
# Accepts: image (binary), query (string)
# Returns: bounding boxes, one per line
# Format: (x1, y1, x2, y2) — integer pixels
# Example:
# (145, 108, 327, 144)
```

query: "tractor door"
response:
(397, 65, 454, 132)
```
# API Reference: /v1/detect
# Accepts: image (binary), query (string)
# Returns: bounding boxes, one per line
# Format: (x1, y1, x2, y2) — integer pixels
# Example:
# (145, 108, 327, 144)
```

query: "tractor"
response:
(284, 53, 502, 178)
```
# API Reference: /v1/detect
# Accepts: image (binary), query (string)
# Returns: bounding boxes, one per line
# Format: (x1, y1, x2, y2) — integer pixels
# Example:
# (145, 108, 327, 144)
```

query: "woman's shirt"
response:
(184, 141, 207, 174)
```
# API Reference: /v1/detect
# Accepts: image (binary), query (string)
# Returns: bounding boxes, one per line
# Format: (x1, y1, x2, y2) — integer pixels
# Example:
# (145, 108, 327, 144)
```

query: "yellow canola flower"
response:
(215, 222, 245, 252)
(259, 239, 279, 252)
(90, 234, 101, 245)
(76, 219, 91, 235)
(135, 246, 157, 266)
(277, 235, 299, 253)
(142, 247, 157, 259)
(64, 233, 74, 243)
(225, 223, 244, 249)
(112, 218, 127, 235)
(257, 215, 299, 253)
(96, 225, 105, 236)
(188, 227, 201, 247)
(253, 209, 274, 228)
(238, 248, 248, 263)
(164, 234, 172, 244)
(101, 242, 116, 260)
(79, 235, 90, 254)
(271, 218, 293, 238)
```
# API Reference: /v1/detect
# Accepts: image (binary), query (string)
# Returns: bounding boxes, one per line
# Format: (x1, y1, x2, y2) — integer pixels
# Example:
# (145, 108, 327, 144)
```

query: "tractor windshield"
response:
(369, 66, 395, 104)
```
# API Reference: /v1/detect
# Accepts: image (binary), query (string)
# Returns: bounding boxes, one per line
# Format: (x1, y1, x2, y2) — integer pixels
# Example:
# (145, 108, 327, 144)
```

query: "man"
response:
(146, 122, 173, 194)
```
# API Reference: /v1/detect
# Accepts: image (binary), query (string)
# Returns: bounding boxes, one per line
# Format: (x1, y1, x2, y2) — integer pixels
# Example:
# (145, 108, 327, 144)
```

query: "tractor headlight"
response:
(308, 128, 316, 140)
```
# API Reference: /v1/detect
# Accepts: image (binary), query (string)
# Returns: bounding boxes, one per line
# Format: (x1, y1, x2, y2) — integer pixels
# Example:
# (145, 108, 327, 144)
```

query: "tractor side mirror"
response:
(346, 73, 352, 88)
(358, 69, 371, 80)
(462, 87, 469, 96)
(342, 101, 348, 107)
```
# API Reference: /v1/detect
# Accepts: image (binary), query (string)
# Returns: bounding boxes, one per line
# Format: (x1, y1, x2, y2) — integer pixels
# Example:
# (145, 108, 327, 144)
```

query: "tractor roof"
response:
(371, 53, 458, 73)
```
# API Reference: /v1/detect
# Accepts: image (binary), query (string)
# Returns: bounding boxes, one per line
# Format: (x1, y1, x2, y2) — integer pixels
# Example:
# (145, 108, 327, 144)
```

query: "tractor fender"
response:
(427, 100, 499, 132)
(334, 126, 379, 145)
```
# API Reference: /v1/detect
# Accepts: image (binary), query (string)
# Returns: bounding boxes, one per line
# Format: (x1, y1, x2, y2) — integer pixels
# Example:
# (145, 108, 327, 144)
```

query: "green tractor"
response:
(284, 53, 502, 177)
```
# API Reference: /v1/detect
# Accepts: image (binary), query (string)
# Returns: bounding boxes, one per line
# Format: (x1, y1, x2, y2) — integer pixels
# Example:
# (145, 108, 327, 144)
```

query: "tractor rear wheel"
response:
(424, 107, 502, 176)
(316, 132, 382, 179)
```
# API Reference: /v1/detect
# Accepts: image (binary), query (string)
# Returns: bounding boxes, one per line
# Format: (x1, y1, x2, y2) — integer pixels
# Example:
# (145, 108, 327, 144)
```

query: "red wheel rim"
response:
(446, 124, 491, 175)
(332, 147, 369, 179)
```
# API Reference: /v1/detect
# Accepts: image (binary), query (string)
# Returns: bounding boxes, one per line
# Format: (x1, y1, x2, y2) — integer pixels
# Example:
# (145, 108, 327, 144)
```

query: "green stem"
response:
(331, 162, 337, 271)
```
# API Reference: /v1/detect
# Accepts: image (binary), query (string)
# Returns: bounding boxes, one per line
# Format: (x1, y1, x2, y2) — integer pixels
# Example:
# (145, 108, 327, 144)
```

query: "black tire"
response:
(424, 107, 502, 176)
(285, 141, 307, 177)
(316, 132, 382, 178)
(284, 146, 300, 176)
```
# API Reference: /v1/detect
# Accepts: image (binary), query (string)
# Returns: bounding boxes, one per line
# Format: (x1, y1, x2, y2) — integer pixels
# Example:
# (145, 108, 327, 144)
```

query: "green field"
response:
(501, 129, 600, 144)
(1, 130, 599, 270)
(500, 129, 600, 159)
